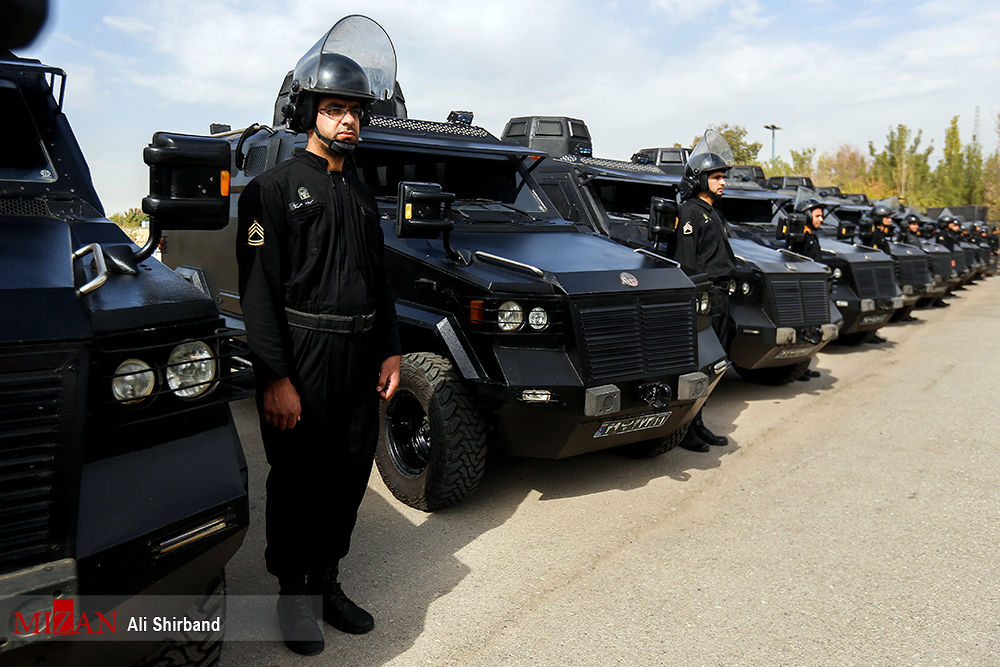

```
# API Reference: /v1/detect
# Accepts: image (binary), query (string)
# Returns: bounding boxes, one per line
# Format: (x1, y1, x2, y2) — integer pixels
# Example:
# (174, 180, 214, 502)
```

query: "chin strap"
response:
(314, 126, 358, 155)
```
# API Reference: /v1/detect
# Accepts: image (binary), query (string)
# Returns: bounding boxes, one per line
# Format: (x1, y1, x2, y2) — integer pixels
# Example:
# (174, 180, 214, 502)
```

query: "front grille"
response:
(574, 296, 696, 383)
(895, 256, 931, 287)
(851, 264, 896, 299)
(928, 254, 951, 279)
(953, 250, 969, 273)
(767, 279, 829, 326)
(0, 346, 81, 574)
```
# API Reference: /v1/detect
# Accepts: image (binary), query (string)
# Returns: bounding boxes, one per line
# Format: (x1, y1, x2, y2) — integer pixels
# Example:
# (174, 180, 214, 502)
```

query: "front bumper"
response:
(835, 295, 903, 335)
(497, 358, 729, 459)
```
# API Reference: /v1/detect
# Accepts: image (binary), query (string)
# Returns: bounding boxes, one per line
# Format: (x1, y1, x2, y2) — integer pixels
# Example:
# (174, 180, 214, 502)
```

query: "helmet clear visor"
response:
(293, 14, 397, 100)
(689, 129, 735, 167)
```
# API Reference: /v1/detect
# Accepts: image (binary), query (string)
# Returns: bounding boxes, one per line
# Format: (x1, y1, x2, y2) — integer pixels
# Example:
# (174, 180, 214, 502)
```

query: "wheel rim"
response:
(385, 389, 432, 476)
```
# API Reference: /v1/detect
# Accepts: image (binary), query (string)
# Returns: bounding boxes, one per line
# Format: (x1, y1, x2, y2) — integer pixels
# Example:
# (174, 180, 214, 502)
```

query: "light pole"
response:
(764, 124, 782, 162)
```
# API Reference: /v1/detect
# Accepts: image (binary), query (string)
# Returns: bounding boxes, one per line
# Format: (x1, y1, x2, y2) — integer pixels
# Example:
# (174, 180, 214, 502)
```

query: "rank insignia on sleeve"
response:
(248, 220, 265, 246)
(683, 221, 693, 235)
(297, 186, 311, 200)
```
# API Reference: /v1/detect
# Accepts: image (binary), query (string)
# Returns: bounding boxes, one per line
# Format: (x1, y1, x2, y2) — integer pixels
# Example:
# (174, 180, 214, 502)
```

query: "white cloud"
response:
(43, 0, 1000, 211)
(101, 15, 155, 35)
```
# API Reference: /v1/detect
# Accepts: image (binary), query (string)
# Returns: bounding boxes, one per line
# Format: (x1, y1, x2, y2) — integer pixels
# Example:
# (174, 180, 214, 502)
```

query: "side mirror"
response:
(138, 132, 231, 261)
(648, 196, 677, 245)
(837, 222, 856, 240)
(777, 211, 808, 241)
(395, 181, 455, 239)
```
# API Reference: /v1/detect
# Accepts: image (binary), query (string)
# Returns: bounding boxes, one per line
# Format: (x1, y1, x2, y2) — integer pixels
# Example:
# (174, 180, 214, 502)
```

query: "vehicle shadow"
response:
(821, 338, 899, 355)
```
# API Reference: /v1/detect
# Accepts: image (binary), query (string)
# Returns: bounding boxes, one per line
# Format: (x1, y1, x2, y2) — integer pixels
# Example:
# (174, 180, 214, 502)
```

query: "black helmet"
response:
(682, 152, 730, 198)
(871, 204, 892, 219)
(794, 197, 823, 214)
(284, 53, 374, 133)
(903, 213, 920, 225)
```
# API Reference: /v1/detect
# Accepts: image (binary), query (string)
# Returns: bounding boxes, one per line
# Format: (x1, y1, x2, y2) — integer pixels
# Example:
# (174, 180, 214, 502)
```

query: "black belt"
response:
(285, 308, 376, 334)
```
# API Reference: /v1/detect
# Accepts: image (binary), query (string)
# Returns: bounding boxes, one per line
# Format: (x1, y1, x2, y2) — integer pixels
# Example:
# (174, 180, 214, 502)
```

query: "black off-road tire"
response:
(137, 575, 226, 666)
(733, 359, 810, 385)
(618, 424, 689, 459)
(376, 352, 487, 511)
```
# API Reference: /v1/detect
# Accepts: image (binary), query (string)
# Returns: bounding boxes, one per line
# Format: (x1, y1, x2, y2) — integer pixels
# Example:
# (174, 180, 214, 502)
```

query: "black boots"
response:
(690, 411, 728, 447)
(313, 569, 375, 634)
(321, 579, 375, 634)
(277, 582, 324, 656)
(679, 411, 728, 451)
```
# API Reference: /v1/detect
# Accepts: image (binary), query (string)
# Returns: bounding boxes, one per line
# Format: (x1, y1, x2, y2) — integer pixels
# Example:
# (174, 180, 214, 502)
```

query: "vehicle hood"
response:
(0, 216, 217, 343)
(387, 222, 696, 295)
(817, 238, 894, 265)
(729, 237, 828, 276)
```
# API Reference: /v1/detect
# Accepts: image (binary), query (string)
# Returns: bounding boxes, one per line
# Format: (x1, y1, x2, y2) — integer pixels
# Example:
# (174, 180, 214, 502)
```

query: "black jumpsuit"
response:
(672, 196, 735, 346)
(237, 148, 401, 584)
(788, 230, 822, 261)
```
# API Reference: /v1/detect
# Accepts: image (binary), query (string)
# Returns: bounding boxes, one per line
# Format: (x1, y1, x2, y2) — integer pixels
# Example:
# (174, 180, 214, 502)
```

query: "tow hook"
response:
(639, 382, 672, 409)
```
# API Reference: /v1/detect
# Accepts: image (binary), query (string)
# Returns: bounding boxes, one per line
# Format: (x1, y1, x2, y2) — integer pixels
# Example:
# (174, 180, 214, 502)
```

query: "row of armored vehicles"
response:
(163, 56, 993, 514)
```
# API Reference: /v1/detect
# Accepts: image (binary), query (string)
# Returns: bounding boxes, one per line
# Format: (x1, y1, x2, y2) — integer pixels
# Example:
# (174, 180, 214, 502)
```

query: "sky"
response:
(17, 0, 1000, 214)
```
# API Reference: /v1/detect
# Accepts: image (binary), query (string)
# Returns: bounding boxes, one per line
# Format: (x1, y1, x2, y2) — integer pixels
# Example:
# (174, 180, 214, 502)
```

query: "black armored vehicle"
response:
(822, 197, 942, 320)
(162, 17, 728, 512)
(1, 52, 248, 665)
(724, 183, 903, 345)
(502, 118, 840, 385)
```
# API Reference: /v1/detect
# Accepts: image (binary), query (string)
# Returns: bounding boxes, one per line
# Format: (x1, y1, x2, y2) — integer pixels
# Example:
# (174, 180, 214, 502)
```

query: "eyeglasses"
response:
(318, 104, 364, 120)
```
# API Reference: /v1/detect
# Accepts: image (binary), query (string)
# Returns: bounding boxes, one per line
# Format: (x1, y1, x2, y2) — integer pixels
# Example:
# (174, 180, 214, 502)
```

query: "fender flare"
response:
(395, 301, 485, 381)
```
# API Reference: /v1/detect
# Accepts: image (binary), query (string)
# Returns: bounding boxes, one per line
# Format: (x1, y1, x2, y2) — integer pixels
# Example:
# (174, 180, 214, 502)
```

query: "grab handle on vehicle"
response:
(72, 243, 109, 295)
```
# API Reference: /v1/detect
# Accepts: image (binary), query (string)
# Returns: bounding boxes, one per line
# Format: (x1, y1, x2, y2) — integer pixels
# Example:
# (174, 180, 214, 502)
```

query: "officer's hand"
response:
(264, 377, 301, 430)
(377, 355, 401, 401)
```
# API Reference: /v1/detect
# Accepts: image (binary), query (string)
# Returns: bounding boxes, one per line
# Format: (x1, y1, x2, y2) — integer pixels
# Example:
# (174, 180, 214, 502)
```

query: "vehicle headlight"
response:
(833, 268, 842, 279)
(498, 301, 523, 332)
(699, 292, 711, 314)
(166, 341, 217, 399)
(727, 279, 737, 295)
(528, 307, 548, 330)
(112, 358, 155, 404)
(741, 281, 751, 296)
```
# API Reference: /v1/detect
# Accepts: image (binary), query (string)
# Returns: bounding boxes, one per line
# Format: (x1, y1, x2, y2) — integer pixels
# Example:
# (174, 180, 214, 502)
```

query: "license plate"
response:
(593, 411, 672, 438)
(774, 346, 814, 359)
(860, 313, 889, 326)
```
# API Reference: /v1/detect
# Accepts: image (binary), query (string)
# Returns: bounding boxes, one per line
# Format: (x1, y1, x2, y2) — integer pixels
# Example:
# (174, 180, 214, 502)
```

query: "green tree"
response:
(789, 147, 816, 176)
(108, 207, 149, 228)
(814, 144, 884, 195)
(869, 124, 935, 208)
(983, 113, 1000, 222)
(762, 155, 792, 177)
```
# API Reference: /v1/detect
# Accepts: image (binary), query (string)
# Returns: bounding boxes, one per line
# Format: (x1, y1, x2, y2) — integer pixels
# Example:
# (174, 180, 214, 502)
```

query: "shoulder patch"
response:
(248, 220, 264, 247)
(682, 221, 694, 235)
(297, 186, 311, 200)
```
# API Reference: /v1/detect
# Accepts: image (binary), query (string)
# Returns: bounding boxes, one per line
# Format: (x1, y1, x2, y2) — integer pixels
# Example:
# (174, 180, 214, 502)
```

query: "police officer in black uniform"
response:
(671, 150, 733, 452)
(784, 198, 824, 378)
(869, 204, 894, 252)
(897, 213, 922, 245)
(787, 198, 824, 261)
(935, 214, 960, 250)
(237, 52, 401, 656)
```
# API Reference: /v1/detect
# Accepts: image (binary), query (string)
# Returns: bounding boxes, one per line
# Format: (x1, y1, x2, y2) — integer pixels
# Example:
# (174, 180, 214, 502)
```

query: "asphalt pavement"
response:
(222, 277, 1000, 666)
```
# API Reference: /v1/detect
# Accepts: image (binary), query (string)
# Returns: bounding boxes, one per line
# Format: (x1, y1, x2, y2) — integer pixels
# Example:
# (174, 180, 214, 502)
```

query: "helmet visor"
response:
(689, 129, 735, 167)
(293, 14, 397, 100)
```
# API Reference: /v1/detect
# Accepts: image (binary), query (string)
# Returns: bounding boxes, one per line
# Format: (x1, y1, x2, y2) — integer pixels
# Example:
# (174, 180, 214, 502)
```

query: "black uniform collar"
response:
(688, 196, 715, 213)
(293, 147, 343, 175)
